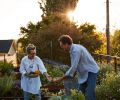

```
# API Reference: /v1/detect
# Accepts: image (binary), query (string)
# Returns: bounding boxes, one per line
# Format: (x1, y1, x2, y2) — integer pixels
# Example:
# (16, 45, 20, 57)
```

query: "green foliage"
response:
(97, 63, 114, 85)
(96, 72, 120, 100)
(111, 29, 120, 56)
(0, 75, 14, 96)
(49, 89, 85, 100)
(49, 96, 63, 100)
(18, 22, 42, 49)
(0, 75, 23, 97)
(39, 0, 79, 17)
(78, 23, 104, 52)
(70, 89, 85, 100)
(0, 61, 14, 76)
(41, 64, 64, 85)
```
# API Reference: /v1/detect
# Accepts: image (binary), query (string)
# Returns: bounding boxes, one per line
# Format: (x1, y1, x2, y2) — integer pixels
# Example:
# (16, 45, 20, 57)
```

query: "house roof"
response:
(0, 40, 14, 53)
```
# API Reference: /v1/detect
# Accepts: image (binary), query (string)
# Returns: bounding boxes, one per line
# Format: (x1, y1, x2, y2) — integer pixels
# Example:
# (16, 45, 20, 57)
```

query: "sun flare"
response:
(67, 11, 75, 22)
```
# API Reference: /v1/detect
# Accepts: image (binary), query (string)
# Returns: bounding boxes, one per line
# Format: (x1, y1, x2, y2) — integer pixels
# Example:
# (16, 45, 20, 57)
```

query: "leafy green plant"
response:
(97, 63, 114, 85)
(0, 61, 14, 76)
(96, 72, 120, 100)
(0, 75, 14, 96)
(49, 89, 85, 100)
(41, 64, 64, 85)
(0, 75, 23, 97)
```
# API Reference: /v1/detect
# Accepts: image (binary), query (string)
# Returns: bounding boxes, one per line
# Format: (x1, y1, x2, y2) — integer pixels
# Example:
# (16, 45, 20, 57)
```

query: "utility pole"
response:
(106, 0, 110, 63)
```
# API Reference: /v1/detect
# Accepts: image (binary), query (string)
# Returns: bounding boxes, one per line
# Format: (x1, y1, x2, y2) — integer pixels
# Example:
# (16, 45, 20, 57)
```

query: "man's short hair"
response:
(58, 35, 73, 45)
(26, 44, 36, 54)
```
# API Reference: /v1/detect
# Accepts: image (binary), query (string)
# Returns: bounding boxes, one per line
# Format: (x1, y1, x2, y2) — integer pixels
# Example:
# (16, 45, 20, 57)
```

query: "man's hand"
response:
(52, 76, 67, 82)
(52, 77, 62, 82)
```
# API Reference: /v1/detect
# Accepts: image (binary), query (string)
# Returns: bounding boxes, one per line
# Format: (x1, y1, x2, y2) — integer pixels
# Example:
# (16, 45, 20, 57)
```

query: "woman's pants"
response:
(24, 91, 41, 100)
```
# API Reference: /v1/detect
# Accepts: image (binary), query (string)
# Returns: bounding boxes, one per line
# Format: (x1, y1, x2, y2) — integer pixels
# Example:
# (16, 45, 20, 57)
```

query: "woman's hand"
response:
(43, 72, 52, 82)
(34, 70, 41, 76)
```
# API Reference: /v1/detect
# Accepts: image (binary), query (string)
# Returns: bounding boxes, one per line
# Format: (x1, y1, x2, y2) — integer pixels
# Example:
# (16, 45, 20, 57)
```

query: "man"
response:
(20, 44, 51, 100)
(53, 35, 99, 100)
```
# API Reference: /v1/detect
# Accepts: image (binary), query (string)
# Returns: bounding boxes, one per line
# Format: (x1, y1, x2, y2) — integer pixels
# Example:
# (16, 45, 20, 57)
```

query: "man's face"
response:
(28, 49, 36, 59)
(59, 42, 69, 51)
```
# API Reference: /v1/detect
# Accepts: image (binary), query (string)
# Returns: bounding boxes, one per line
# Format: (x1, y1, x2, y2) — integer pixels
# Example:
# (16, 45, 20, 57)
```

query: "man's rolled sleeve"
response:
(65, 50, 81, 77)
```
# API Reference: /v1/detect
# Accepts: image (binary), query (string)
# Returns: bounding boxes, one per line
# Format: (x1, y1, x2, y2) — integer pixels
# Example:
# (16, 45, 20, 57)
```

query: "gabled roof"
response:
(0, 40, 14, 53)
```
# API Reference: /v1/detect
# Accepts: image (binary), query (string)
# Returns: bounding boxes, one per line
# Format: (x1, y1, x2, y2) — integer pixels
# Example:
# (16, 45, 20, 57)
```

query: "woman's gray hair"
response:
(26, 44, 36, 54)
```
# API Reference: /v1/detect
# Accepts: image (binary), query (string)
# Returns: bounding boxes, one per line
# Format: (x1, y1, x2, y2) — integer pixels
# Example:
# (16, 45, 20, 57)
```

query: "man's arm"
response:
(52, 75, 67, 82)
(65, 50, 80, 77)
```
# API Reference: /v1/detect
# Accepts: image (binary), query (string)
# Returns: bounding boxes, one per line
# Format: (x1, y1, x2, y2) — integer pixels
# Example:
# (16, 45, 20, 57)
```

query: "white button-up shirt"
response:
(19, 56, 47, 94)
(65, 44, 99, 84)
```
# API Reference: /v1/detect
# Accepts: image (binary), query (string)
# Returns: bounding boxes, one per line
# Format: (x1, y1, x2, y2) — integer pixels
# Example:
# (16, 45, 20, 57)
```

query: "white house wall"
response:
(0, 54, 17, 66)
(8, 44, 16, 55)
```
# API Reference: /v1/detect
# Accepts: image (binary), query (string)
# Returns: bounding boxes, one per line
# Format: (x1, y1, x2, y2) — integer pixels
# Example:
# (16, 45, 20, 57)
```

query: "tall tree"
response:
(78, 23, 104, 53)
(39, 0, 79, 25)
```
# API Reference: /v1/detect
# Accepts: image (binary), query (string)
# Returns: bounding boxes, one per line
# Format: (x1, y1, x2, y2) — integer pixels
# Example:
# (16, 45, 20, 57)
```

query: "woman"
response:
(20, 44, 51, 100)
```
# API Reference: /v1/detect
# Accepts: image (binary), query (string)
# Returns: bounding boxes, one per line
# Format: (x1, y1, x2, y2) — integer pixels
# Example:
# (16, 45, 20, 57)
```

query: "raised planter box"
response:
(0, 97, 23, 100)
(0, 96, 50, 100)
(42, 85, 64, 89)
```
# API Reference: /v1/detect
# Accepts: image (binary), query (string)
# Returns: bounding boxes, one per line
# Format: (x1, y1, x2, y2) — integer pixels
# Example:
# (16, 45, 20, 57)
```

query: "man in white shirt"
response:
(53, 35, 99, 100)
(20, 44, 51, 100)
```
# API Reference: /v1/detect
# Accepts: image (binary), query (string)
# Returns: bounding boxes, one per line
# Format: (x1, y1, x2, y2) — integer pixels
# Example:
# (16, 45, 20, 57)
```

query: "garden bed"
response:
(0, 97, 23, 100)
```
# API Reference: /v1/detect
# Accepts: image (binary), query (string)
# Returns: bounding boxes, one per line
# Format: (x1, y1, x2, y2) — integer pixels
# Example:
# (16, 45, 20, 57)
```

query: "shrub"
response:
(49, 89, 85, 100)
(0, 75, 23, 97)
(0, 61, 14, 76)
(97, 63, 114, 85)
(96, 72, 120, 100)
(0, 75, 14, 96)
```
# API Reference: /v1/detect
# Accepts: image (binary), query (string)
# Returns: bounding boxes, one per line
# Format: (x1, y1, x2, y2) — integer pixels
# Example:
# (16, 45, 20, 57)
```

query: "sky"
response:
(0, 0, 120, 39)
(72, 0, 120, 33)
(0, 0, 42, 39)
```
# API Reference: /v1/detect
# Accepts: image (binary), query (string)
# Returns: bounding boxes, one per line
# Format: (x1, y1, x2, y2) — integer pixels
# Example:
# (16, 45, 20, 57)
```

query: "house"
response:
(0, 40, 17, 66)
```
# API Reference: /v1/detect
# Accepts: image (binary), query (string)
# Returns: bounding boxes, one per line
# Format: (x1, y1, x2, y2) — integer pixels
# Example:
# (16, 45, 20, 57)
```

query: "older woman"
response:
(19, 44, 51, 100)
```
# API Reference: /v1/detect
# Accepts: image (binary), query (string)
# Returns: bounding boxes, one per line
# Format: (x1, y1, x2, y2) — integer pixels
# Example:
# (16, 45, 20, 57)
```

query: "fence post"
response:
(99, 55, 102, 63)
(4, 54, 5, 64)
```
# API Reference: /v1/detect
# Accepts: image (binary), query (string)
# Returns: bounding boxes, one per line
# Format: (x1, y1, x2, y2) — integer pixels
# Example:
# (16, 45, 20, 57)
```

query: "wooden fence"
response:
(92, 53, 120, 73)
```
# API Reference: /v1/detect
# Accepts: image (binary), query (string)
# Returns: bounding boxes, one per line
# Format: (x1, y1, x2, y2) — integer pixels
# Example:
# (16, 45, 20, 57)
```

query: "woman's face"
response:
(28, 49, 36, 59)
